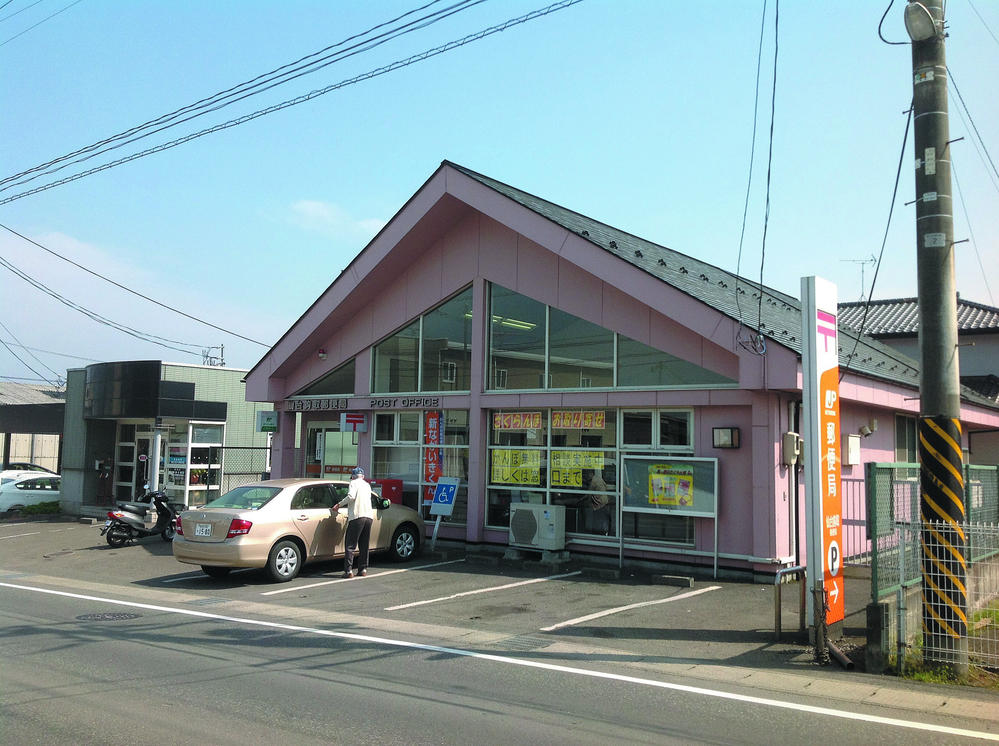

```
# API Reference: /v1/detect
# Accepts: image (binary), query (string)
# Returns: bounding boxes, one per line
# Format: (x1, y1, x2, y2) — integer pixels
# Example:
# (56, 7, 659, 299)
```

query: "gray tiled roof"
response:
(0, 381, 65, 406)
(839, 297, 999, 337)
(448, 162, 998, 409)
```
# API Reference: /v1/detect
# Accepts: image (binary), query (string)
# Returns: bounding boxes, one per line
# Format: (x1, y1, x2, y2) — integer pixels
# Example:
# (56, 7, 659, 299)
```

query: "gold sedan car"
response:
(172, 478, 425, 582)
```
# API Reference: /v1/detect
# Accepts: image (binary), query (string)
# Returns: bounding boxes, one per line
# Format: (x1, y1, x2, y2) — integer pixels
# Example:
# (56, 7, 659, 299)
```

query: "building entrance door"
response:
(305, 421, 358, 479)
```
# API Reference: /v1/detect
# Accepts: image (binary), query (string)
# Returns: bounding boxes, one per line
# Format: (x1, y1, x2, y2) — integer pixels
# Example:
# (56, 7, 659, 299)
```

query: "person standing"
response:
(338, 466, 374, 578)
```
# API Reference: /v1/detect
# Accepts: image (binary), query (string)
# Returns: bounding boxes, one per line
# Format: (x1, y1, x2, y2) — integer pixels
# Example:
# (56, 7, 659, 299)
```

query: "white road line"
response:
(262, 559, 465, 596)
(385, 570, 582, 611)
(1, 580, 995, 742)
(0, 532, 41, 540)
(540, 585, 722, 632)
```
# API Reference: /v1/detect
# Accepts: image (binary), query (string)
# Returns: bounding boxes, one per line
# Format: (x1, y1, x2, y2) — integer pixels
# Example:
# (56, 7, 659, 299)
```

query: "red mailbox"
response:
(369, 478, 403, 505)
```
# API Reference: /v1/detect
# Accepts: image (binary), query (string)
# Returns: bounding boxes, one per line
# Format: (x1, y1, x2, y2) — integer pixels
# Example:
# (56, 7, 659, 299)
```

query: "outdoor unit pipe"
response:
(827, 639, 854, 670)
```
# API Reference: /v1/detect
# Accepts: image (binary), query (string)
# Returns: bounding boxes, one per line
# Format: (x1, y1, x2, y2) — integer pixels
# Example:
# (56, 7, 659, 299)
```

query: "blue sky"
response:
(2, 0, 997, 384)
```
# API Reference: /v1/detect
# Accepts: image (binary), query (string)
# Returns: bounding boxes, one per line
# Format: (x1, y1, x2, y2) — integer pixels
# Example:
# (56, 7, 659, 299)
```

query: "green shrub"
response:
(19, 501, 60, 516)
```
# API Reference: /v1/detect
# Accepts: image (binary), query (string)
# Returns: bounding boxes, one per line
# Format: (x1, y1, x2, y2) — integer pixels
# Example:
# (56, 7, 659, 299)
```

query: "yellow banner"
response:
(551, 450, 604, 469)
(649, 464, 694, 507)
(550, 468, 582, 488)
(551, 410, 606, 429)
(491, 450, 541, 485)
(492, 412, 542, 430)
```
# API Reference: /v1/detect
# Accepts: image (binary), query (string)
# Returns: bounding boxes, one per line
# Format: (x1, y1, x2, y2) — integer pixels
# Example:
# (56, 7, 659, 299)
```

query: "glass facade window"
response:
(296, 359, 355, 396)
(486, 283, 736, 391)
(659, 411, 692, 449)
(548, 309, 613, 389)
(489, 285, 546, 390)
(617, 337, 736, 387)
(420, 287, 473, 392)
(372, 410, 469, 523)
(372, 320, 419, 393)
(372, 287, 473, 394)
(622, 411, 653, 446)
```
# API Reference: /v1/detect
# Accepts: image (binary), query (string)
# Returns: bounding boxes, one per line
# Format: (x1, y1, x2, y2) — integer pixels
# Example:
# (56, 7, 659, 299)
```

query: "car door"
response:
(290, 485, 342, 559)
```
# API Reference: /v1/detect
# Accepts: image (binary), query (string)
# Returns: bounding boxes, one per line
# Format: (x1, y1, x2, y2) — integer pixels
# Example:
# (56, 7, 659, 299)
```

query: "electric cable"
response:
(947, 67, 999, 185)
(967, 0, 999, 49)
(1, 0, 483, 189)
(0, 0, 18, 13)
(754, 0, 778, 351)
(0, 319, 63, 383)
(734, 0, 767, 355)
(840, 105, 912, 381)
(0, 340, 101, 363)
(0, 0, 84, 48)
(0, 253, 207, 356)
(0, 223, 271, 346)
(0, 0, 583, 205)
(0, 0, 45, 24)
(878, 0, 908, 45)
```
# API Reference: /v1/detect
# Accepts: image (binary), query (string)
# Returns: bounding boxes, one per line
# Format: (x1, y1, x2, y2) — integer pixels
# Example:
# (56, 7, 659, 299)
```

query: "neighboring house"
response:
(243, 161, 999, 576)
(0, 381, 65, 473)
(61, 361, 274, 518)
(839, 297, 999, 463)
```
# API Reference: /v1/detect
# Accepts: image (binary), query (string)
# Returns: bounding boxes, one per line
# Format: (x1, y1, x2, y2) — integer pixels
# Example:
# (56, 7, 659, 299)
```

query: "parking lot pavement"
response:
(0, 518, 843, 672)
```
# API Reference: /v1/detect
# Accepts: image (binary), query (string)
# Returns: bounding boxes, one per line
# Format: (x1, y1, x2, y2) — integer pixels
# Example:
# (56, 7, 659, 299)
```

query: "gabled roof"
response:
(838, 296, 999, 337)
(446, 163, 930, 391)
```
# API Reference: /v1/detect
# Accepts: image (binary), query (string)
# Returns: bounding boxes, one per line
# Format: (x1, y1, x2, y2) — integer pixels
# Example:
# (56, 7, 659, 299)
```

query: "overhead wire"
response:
(967, 0, 999, 48)
(0, 0, 584, 206)
(0, 340, 101, 363)
(0, 253, 207, 356)
(1, 0, 484, 190)
(0, 321, 62, 387)
(0, 0, 84, 48)
(0, 223, 271, 346)
(840, 105, 912, 381)
(734, 0, 767, 355)
(754, 0, 778, 350)
(952, 160, 995, 305)
(877, 0, 908, 45)
(0, 319, 64, 382)
(0, 0, 45, 24)
(947, 67, 999, 188)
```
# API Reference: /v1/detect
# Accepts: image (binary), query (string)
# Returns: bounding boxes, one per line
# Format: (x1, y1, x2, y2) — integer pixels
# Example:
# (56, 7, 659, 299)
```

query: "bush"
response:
(19, 501, 61, 516)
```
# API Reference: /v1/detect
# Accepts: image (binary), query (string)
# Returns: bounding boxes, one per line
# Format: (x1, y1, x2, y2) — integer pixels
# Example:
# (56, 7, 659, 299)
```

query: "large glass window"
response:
(421, 287, 473, 392)
(489, 285, 546, 390)
(548, 309, 613, 388)
(373, 288, 473, 394)
(487, 283, 736, 391)
(372, 409, 469, 523)
(296, 359, 355, 396)
(373, 320, 419, 393)
(617, 337, 736, 387)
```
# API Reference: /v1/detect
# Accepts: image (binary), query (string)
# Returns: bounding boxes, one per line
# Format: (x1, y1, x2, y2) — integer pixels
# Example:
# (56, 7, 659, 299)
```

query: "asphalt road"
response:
(2, 519, 997, 745)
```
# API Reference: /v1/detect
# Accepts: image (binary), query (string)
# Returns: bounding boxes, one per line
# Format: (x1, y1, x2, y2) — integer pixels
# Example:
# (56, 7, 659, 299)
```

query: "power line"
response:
(0, 0, 45, 24)
(0, 319, 63, 382)
(952, 160, 995, 305)
(967, 0, 999, 48)
(0, 252, 206, 356)
(755, 0, 779, 342)
(877, 0, 908, 45)
(0, 0, 84, 48)
(0, 339, 101, 363)
(947, 67, 999, 186)
(1, 0, 484, 190)
(0, 223, 271, 346)
(0, 0, 584, 206)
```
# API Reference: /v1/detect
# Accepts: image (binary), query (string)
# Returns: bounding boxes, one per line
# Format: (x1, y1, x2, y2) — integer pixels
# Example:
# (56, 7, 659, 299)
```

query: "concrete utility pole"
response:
(905, 0, 968, 676)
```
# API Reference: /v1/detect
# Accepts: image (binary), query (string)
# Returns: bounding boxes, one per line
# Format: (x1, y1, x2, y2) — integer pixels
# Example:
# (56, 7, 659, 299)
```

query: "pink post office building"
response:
(244, 162, 999, 577)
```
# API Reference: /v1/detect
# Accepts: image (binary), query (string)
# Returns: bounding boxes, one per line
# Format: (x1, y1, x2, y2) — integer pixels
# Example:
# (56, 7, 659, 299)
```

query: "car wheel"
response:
(266, 539, 302, 582)
(106, 524, 131, 547)
(201, 565, 231, 579)
(389, 524, 419, 562)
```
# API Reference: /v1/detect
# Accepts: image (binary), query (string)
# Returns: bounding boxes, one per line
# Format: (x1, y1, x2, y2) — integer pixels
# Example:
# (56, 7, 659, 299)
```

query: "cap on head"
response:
(350, 467, 364, 477)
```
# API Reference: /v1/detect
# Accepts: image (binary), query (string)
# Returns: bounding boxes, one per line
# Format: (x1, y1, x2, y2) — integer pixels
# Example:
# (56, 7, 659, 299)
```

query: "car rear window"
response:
(203, 486, 281, 510)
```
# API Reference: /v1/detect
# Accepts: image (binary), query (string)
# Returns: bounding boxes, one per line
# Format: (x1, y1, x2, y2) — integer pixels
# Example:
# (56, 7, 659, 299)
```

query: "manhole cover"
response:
(76, 612, 142, 622)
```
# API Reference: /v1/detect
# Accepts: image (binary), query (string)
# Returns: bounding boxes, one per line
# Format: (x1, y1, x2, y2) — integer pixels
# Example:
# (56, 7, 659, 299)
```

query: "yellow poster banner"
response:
(551, 410, 606, 429)
(550, 451, 604, 470)
(492, 412, 542, 430)
(649, 464, 694, 507)
(491, 450, 541, 485)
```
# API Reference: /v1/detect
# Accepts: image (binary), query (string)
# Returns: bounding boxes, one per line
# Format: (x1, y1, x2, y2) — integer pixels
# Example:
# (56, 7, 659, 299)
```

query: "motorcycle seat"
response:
(117, 502, 151, 517)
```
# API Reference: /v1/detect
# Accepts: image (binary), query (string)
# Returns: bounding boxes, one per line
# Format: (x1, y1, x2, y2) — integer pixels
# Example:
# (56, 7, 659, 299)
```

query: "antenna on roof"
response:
(840, 255, 877, 301)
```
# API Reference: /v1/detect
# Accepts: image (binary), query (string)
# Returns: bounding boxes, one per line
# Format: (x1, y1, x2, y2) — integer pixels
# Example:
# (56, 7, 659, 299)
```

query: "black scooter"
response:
(101, 489, 179, 546)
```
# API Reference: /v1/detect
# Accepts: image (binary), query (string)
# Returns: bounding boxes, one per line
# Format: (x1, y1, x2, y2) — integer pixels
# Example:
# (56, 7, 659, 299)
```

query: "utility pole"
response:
(905, 0, 967, 676)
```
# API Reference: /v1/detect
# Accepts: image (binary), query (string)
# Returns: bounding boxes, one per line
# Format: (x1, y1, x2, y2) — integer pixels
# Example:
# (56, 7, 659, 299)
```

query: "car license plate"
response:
(195, 523, 212, 537)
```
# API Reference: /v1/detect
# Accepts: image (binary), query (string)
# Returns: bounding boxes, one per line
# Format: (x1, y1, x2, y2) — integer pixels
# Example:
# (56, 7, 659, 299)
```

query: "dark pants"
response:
(344, 517, 373, 572)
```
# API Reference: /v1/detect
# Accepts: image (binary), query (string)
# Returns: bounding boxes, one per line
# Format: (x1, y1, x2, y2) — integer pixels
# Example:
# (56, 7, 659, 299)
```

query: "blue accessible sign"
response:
(430, 477, 460, 516)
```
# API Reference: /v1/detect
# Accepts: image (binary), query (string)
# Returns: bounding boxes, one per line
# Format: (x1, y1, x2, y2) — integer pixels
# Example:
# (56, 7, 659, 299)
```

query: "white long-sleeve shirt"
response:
(338, 477, 374, 521)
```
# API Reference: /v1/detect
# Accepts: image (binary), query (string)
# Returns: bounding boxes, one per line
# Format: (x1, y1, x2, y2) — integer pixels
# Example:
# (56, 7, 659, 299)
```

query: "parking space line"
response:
(0, 532, 42, 540)
(161, 568, 256, 584)
(539, 585, 721, 631)
(262, 559, 465, 596)
(385, 570, 582, 611)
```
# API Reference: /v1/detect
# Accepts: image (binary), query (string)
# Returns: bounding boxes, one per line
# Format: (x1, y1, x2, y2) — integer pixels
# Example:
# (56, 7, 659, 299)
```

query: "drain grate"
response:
(76, 612, 142, 622)
(500, 634, 553, 652)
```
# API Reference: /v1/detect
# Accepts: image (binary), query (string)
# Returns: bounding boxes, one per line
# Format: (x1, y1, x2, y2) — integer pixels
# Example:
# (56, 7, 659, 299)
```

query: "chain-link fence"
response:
(866, 463, 999, 671)
(219, 446, 272, 492)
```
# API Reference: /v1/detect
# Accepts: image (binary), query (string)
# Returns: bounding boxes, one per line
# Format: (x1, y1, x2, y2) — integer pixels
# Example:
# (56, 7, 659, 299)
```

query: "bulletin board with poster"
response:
(619, 455, 719, 576)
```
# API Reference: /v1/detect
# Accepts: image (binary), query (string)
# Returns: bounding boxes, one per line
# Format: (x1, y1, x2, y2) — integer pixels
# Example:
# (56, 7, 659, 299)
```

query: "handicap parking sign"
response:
(430, 477, 460, 516)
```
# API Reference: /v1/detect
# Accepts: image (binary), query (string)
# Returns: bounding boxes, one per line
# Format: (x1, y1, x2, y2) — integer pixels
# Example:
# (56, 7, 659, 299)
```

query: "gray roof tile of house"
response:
(839, 297, 999, 337)
(448, 161, 998, 410)
(0, 382, 65, 406)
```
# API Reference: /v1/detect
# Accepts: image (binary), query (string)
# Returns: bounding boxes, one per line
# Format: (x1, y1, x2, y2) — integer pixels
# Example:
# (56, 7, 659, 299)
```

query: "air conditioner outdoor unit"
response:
(508, 503, 566, 551)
